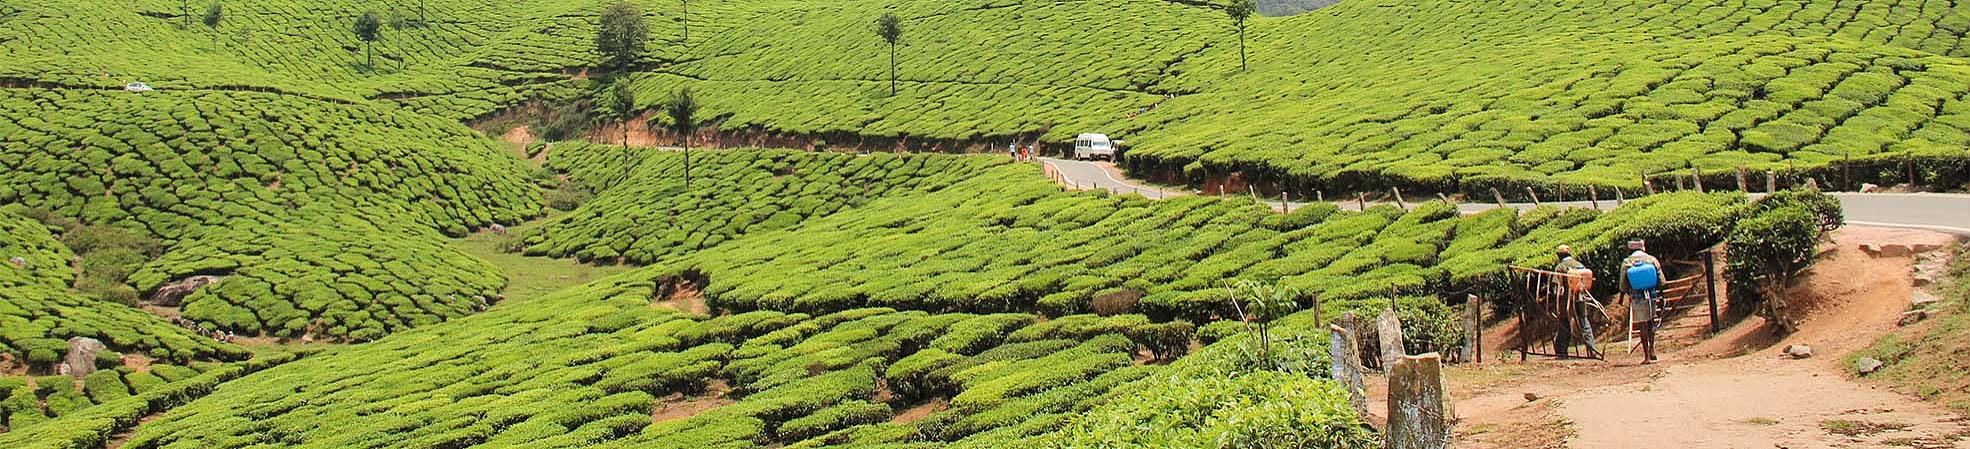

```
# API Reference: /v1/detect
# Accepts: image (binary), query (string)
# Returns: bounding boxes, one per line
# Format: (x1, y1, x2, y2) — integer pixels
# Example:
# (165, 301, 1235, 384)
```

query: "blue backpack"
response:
(1626, 261, 1661, 291)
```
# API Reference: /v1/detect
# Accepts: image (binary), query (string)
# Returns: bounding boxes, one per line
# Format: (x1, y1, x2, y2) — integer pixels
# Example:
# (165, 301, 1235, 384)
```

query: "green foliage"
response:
(598, 1, 649, 69)
(1040, 371, 1376, 449)
(1726, 196, 1835, 331)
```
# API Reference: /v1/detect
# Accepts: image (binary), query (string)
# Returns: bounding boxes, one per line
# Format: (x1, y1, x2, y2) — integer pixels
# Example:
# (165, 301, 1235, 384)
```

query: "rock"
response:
(1856, 357, 1884, 376)
(6, 256, 23, 268)
(1388, 353, 1449, 449)
(1784, 344, 1813, 359)
(488, 223, 507, 235)
(1377, 308, 1408, 370)
(1912, 291, 1941, 308)
(1913, 272, 1936, 287)
(1523, 392, 1541, 402)
(1329, 325, 1369, 418)
(1860, 183, 1881, 193)
(62, 337, 107, 380)
(1898, 310, 1930, 327)
(148, 275, 222, 307)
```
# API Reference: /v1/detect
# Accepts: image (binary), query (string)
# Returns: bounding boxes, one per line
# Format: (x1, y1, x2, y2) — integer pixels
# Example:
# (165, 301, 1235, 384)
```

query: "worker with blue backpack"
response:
(1621, 240, 1666, 363)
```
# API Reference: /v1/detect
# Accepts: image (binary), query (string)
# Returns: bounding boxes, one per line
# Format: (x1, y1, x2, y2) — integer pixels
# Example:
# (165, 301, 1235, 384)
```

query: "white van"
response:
(1073, 133, 1117, 161)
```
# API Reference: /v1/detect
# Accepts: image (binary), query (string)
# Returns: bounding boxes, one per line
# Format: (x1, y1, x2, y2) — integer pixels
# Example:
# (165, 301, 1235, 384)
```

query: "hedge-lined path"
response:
(1042, 157, 1970, 235)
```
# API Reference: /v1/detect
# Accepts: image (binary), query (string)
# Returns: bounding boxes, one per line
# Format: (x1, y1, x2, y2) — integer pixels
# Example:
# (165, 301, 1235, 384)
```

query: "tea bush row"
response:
(521, 144, 1008, 264)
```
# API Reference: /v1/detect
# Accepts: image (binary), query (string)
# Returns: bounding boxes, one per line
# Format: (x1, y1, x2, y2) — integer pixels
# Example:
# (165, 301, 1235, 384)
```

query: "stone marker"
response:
(1461, 295, 1481, 364)
(62, 337, 107, 380)
(1377, 308, 1407, 370)
(1856, 357, 1884, 376)
(1329, 324, 1369, 418)
(1388, 353, 1449, 449)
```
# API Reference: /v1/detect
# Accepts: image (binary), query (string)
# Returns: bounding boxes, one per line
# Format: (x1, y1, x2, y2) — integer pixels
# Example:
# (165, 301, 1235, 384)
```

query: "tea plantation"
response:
(0, 0, 1918, 445)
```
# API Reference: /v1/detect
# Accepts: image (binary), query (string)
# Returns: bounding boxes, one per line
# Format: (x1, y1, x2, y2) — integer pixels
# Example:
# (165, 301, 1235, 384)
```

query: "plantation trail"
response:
(1370, 227, 1970, 449)
(651, 380, 735, 424)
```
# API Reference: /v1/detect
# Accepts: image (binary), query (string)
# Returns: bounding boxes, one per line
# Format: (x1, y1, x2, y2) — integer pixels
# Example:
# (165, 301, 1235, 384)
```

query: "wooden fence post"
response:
(1615, 187, 1625, 206)
(1588, 185, 1600, 210)
(1766, 171, 1776, 193)
(1736, 167, 1748, 192)
(1490, 187, 1507, 208)
(1691, 167, 1704, 193)
(1391, 187, 1407, 210)
(1525, 187, 1541, 208)
(1704, 249, 1720, 334)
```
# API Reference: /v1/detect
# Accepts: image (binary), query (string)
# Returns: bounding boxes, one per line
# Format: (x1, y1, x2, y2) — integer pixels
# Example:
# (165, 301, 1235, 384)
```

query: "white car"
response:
(124, 82, 154, 93)
(1073, 133, 1117, 161)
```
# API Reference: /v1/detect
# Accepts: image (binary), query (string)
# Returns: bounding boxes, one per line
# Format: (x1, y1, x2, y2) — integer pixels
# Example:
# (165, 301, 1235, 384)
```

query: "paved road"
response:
(1041, 157, 1970, 235)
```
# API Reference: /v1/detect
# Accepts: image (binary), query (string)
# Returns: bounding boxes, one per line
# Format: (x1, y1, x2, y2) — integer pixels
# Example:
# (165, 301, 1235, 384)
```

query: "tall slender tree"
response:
(597, 1, 649, 70)
(602, 79, 638, 150)
(875, 13, 903, 96)
(681, 0, 690, 43)
(1226, 0, 1255, 71)
(662, 87, 700, 190)
(354, 11, 383, 70)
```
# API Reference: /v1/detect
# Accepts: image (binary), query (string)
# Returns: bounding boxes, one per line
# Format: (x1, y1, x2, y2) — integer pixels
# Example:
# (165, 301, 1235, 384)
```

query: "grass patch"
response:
(449, 213, 634, 304)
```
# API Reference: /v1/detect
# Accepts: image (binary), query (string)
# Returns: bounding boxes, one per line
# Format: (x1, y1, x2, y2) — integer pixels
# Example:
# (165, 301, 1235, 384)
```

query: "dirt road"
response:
(1396, 228, 1970, 449)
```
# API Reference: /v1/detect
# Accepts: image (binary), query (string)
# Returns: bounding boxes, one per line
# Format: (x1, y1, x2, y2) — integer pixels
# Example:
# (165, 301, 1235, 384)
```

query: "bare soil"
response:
(1427, 227, 1969, 449)
(652, 380, 735, 424)
(890, 397, 947, 424)
(103, 411, 165, 449)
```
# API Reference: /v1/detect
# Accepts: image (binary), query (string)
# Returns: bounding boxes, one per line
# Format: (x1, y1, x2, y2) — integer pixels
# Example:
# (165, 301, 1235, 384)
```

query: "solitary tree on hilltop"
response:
(663, 87, 701, 190)
(355, 10, 383, 70)
(875, 12, 903, 96)
(597, 1, 649, 70)
(601, 79, 639, 150)
(1226, 0, 1254, 71)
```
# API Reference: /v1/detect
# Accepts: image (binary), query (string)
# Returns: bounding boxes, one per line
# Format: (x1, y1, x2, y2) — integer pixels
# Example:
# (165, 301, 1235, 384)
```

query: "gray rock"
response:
(6, 256, 23, 268)
(62, 337, 107, 380)
(148, 275, 222, 307)
(1912, 291, 1941, 308)
(1784, 344, 1813, 359)
(1388, 353, 1450, 449)
(1856, 357, 1884, 376)
(1913, 272, 1936, 287)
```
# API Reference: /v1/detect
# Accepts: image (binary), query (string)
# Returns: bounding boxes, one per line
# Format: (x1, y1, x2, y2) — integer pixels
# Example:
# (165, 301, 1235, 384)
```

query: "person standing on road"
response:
(1620, 240, 1666, 363)
(1009, 142, 1018, 160)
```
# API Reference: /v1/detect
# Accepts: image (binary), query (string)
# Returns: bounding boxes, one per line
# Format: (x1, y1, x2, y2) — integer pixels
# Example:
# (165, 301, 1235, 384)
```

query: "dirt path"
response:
(1430, 227, 1968, 449)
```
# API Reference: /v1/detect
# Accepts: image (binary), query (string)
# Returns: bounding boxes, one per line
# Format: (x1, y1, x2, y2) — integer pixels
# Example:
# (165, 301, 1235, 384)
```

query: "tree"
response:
(354, 11, 383, 70)
(601, 79, 638, 150)
(597, 1, 649, 69)
(662, 87, 701, 190)
(1225, 279, 1301, 370)
(202, 2, 222, 29)
(681, 0, 690, 43)
(874, 12, 903, 96)
(182, 0, 191, 28)
(1225, 0, 1255, 71)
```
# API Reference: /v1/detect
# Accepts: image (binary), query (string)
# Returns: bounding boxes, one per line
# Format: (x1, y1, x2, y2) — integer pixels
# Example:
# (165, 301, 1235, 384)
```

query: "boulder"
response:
(1856, 357, 1884, 376)
(1913, 272, 1936, 288)
(1860, 183, 1881, 193)
(1523, 392, 1541, 402)
(1784, 344, 1813, 359)
(62, 337, 107, 380)
(148, 275, 223, 307)
(1898, 310, 1930, 327)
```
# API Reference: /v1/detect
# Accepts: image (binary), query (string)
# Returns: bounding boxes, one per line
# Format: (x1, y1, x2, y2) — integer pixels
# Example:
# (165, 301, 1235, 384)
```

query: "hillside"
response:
(0, 0, 1955, 446)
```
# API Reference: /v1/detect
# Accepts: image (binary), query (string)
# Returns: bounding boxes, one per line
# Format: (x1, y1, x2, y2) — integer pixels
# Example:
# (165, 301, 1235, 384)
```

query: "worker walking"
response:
(1555, 245, 1601, 358)
(1620, 240, 1666, 363)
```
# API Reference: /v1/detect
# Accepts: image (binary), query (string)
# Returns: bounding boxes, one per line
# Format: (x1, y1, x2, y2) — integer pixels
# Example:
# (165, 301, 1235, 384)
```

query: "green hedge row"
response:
(524, 144, 1007, 264)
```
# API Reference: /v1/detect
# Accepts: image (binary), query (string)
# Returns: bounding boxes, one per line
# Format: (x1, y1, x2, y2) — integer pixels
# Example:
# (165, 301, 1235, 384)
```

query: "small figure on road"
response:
(1620, 240, 1665, 363)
